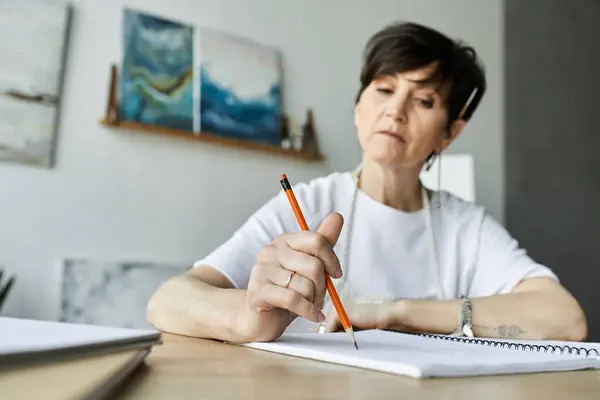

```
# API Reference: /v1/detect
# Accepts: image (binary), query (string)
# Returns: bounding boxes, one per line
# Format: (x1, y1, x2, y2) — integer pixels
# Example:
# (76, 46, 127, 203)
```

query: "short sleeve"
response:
(193, 175, 333, 289)
(467, 212, 559, 297)
(193, 192, 291, 289)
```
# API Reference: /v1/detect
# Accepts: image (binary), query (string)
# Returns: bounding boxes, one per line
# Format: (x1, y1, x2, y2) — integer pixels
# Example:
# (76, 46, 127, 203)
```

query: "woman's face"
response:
(354, 62, 464, 170)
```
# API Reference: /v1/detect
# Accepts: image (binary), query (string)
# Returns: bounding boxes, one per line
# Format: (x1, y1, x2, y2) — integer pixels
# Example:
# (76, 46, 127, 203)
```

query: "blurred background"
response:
(0, 0, 598, 341)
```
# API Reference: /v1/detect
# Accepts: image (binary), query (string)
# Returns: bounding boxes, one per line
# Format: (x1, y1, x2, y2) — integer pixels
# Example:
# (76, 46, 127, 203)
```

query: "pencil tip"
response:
(345, 326, 358, 349)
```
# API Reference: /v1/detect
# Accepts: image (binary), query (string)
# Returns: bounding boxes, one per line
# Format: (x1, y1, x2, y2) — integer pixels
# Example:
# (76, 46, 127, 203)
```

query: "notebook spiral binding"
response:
(413, 332, 600, 358)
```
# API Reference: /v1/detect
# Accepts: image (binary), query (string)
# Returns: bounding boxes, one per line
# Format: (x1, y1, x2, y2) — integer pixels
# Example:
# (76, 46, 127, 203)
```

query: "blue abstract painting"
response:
(198, 27, 283, 145)
(120, 9, 194, 131)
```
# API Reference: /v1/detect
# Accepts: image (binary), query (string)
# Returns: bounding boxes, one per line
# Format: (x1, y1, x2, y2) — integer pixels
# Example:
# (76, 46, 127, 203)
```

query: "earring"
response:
(436, 152, 442, 208)
(425, 153, 437, 171)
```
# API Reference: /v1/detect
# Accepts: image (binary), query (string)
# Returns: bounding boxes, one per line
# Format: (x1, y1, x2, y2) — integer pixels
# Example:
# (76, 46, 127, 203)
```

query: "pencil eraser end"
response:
(279, 174, 287, 181)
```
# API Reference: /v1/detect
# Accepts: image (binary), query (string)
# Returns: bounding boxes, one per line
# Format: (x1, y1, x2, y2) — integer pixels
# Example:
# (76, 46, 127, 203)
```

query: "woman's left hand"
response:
(322, 301, 397, 332)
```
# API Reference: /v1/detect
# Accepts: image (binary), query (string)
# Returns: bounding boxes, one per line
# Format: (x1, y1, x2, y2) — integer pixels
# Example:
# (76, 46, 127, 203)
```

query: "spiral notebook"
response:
(242, 329, 600, 378)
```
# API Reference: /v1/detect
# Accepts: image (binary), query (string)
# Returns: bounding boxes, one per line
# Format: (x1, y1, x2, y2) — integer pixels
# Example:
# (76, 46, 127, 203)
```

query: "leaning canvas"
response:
(198, 27, 283, 145)
(120, 9, 195, 131)
(0, 0, 71, 167)
(60, 259, 189, 329)
(118, 9, 284, 146)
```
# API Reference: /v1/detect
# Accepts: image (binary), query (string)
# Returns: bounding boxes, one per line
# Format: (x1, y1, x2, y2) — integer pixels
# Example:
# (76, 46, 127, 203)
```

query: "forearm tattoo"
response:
(473, 324, 526, 338)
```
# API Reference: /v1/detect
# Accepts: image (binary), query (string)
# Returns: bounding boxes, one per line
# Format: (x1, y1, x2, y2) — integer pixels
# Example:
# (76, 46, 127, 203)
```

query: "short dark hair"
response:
(356, 21, 486, 128)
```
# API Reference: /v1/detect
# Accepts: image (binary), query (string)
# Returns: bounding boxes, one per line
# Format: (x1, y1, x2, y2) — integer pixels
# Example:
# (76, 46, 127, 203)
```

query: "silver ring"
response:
(284, 271, 295, 288)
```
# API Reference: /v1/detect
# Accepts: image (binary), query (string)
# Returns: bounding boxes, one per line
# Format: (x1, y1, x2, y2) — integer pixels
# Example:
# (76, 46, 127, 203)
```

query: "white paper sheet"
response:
(242, 330, 600, 378)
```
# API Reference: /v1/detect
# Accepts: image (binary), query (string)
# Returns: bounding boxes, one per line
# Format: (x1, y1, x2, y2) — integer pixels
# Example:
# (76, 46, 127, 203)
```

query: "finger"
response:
(316, 296, 325, 310)
(277, 232, 342, 280)
(274, 245, 325, 304)
(315, 213, 344, 279)
(247, 261, 276, 293)
(266, 263, 315, 303)
(316, 212, 344, 247)
(256, 284, 326, 323)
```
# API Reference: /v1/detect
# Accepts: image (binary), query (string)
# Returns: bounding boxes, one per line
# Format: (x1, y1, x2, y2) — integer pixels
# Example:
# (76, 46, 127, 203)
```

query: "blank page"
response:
(242, 330, 600, 378)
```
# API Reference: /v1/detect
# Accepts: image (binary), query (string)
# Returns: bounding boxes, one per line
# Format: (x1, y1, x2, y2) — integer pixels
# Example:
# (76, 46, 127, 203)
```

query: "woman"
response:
(147, 21, 587, 343)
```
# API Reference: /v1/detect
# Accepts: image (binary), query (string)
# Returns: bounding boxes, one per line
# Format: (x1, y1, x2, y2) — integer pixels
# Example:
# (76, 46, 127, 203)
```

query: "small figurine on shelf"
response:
(287, 117, 304, 152)
(301, 109, 320, 156)
(105, 64, 119, 125)
(280, 115, 292, 150)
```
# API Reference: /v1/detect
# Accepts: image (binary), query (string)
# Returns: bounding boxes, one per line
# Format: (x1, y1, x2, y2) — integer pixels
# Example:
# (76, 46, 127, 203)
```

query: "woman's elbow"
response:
(146, 276, 181, 329)
(552, 290, 588, 342)
(564, 304, 588, 342)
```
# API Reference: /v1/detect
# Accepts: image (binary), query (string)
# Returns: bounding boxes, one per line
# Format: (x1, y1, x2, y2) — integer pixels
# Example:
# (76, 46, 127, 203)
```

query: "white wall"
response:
(0, 0, 503, 320)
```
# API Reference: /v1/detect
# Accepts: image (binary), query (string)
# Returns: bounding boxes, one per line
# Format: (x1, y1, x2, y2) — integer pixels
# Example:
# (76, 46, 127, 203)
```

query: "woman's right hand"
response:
(235, 212, 344, 343)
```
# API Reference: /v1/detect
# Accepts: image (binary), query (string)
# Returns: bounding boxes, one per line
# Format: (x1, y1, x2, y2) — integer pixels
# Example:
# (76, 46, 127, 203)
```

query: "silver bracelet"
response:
(452, 295, 474, 337)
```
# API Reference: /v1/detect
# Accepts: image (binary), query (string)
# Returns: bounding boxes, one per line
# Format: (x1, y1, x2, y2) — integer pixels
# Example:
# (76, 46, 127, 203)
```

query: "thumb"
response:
(316, 212, 344, 247)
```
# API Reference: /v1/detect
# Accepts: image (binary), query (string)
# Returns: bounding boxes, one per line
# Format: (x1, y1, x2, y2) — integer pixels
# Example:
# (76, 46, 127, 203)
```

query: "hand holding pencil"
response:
(241, 189, 347, 343)
(280, 174, 359, 349)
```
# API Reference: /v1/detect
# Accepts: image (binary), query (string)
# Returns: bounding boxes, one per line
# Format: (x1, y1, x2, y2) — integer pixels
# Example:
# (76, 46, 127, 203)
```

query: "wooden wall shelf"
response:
(99, 119, 324, 161)
(100, 64, 324, 162)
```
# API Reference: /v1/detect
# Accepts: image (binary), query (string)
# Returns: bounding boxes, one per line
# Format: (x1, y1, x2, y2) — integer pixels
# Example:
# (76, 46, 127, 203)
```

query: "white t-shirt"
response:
(194, 171, 558, 333)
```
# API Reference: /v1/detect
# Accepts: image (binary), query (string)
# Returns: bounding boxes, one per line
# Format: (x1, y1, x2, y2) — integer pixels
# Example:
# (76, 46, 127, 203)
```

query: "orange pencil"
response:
(279, 173, 358, 350)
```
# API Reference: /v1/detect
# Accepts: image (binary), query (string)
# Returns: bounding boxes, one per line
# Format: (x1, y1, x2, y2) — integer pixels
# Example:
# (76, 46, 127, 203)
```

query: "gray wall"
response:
(0, 0, 505, 322)
(506, 0, 600, 342)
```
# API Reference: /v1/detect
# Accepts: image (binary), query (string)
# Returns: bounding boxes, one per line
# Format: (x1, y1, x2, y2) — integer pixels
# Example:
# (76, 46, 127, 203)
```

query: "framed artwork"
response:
(119, 9, 283, 146)
(60, 258, 190, 329)
(120, 9, 195, 131)
(198, 27, 283, 146)
(0, 0, 71, 167)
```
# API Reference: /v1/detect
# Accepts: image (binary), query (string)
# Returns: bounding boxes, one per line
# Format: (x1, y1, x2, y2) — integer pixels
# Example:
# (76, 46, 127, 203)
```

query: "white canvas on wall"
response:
(420, 153, 475, 202)
(0, 0, 71, 167)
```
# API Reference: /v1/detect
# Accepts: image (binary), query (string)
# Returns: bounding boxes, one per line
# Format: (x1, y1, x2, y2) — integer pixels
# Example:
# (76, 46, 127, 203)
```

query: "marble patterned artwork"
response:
(60, 259, 189, 329)
(118, 8, 284, 145)
(198, 26, 283, 145)
(0, 0, 72, 167)
(120, 9, 195, 131)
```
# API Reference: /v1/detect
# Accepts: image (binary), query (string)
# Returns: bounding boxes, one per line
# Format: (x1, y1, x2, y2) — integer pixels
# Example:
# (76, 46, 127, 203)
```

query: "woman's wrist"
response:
(382, 299, 412, 330)
(341, 298, 412, 331)
(387, 298, 461, 335)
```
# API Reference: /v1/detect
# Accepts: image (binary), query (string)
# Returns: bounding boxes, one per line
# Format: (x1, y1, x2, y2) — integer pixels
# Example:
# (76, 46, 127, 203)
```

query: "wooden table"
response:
(116, 333, 600, 399)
